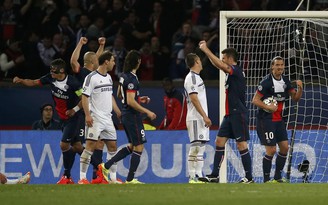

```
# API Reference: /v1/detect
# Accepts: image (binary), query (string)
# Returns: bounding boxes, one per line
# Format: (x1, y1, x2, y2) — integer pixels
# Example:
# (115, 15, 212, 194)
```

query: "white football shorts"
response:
(85, 116, 117, 141)
(186, 119, 209, 143)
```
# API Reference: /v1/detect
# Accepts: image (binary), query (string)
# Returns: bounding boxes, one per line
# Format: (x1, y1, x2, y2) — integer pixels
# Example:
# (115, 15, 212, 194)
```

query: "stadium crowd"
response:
(0, 0, 326, 82)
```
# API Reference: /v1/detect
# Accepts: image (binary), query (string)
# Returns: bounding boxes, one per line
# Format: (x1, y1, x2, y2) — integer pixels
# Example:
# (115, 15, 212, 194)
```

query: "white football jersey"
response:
(184, 71, 208, 121)
(82, 71, 114, 121)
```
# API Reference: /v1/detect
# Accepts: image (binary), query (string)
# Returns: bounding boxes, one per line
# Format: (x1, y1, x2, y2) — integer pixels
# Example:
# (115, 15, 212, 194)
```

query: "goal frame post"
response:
(218, 10, 327, 183)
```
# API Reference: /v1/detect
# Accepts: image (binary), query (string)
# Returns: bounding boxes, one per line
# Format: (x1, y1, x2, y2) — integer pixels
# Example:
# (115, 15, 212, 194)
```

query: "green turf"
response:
(0, 183, 327, 205)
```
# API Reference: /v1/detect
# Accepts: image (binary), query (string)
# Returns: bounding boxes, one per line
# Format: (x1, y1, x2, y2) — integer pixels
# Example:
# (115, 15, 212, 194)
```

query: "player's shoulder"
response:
(282, 75, 291, 83)
(184, 71, 200, 85)
(123, 72, 137, 82)
(260, 74, 272, 83)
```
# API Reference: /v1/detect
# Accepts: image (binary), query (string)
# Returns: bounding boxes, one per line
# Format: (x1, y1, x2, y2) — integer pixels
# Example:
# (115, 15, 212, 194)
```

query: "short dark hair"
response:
(222, 48, 238, 62)
(98, 51, 113, 65)
(40, 103, 53, 113)
(123, 50, 141, 72)
(50, 58, 66, 72)
(185, 53, 199, 69)
(271, 56, 284, 65)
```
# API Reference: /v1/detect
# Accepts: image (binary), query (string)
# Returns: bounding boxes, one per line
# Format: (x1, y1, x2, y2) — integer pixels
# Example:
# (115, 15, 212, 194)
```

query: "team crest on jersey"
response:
(199, 134, 204, 139)
(89, 133, 94, 138)
(258, 85, 263, 91)
(128, 83, 134, 89)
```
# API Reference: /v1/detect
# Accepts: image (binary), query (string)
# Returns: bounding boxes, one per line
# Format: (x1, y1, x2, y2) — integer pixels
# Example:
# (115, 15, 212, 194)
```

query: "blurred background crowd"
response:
(0, 0, 327, 82)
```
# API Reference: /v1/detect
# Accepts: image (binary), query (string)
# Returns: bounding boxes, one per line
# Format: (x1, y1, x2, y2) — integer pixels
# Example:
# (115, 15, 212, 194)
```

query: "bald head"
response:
(83, 51, 98, 70)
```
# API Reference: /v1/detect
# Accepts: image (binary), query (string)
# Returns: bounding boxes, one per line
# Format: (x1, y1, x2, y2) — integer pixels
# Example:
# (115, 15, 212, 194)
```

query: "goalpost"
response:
(219, 11, 328, 183)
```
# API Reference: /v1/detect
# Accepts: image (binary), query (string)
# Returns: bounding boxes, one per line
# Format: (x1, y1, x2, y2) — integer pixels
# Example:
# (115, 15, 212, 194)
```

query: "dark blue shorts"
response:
(256, 118, 288, 146)
(122, 113, 147, 146)
(61, 111, 84, 144)
(217, 113, 250, 142)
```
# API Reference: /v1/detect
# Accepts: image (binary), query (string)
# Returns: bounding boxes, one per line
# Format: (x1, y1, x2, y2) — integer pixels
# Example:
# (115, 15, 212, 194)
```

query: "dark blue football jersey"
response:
(256, 74, 295, 121)
(39, 74, 82, 120)
(119, 72, 140, 115)
(75, 66, 92, 86)
(225, 65, 247, 115)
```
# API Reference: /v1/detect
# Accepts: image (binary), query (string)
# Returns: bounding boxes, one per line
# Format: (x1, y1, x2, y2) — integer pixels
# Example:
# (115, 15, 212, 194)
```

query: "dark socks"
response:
(240, 148, 252, 180)
(274, 152, 287, 180)
(126, 151, 142, 182)
(211, 146, 225, 177)
(263, 155, 273, 182)
(63, 148, 74, 178)
(104, 146, 132, 169)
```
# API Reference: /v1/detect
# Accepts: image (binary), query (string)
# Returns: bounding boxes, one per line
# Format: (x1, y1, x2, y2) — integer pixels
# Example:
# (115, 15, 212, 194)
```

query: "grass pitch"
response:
(0, 183, 327, 205)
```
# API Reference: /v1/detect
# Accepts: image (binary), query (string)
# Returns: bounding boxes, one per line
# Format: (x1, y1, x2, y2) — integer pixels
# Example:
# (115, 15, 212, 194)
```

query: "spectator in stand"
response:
(56, 14, 76, 49)
(150, 36, 170, 81)
(107, 34, 127, 81)
(75, 13, 91, 47)
(21, 30, 44, 78)
(37, 34, 61, 72)
(222, 0, 253, 10)
(0, 0, 33, 41)
(88, 0, 110, 24)
(65, 0, 82, 27)
(171, 22, 199, 59)
(105, 0, 127, 45)
(159, 77, 187, 130)
(52, 33, 67, 60)
(0, 38, 25, 78)
(138, 42, 154, 81)
(171, 38, 196, 80)
(32, 103, 61, 130)
(200, 30, 219, 80)
(86, 15, 106, 40)
(118, 10, 152, 50)
(148, 1, 174, 50)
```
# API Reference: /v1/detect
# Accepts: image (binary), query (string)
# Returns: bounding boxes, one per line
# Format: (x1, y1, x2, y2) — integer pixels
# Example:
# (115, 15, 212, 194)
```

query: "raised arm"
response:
(96, 37, 106, 57)
(70, 37, 88, 73)
(198, 40, 231, 73)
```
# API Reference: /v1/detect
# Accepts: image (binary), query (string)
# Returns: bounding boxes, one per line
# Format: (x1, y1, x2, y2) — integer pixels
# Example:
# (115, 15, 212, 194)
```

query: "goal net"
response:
(218, 11, 328, 183)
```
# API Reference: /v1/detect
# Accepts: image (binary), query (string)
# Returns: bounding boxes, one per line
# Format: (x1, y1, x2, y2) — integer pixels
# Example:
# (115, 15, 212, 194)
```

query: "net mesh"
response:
(225, 17, 328, 183)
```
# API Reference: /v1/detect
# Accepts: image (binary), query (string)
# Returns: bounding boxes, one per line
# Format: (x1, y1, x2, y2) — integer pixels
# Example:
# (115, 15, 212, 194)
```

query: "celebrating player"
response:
(13, 59, 84, 184)
(252, 56, 303, 183)
(198, 41, 253, 183)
